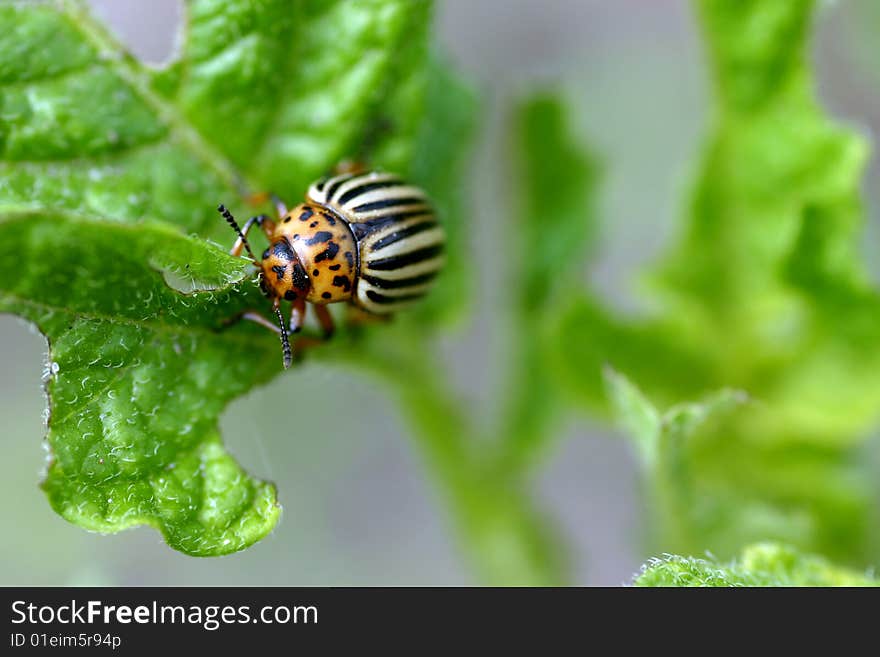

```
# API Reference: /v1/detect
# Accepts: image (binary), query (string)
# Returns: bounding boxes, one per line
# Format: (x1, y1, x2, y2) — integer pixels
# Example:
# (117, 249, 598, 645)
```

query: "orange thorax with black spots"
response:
(260, 202, 358, 305)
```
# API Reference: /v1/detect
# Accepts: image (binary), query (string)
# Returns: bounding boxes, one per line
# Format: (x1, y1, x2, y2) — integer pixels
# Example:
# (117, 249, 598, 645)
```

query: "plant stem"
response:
(348, 335, 569, 585)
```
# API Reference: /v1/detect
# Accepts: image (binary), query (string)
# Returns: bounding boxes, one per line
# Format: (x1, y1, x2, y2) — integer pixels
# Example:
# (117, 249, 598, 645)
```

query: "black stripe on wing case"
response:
(337, 180, 402, 205)
(365, 289, 426, 305)
(360, 271, 438, 289)
(366, 245, 444, 271)
(352, 197, 428, 213)
(350, 210, 435, 239)
(370, 221, 439, 252)
(324, 174, 355, 202)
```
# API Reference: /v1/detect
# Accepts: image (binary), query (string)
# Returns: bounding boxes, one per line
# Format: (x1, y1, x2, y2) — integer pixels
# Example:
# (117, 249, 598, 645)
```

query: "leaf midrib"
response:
(57, 0, 254, 197)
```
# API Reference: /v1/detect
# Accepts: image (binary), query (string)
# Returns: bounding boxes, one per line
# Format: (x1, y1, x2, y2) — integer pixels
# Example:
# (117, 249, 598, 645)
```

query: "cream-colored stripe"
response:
(306, 173, 352, 204)
(362, 216, 440, 245)
(329, 172, 400, 203)
(342, 185, 427, 209)
(365, 226, 445, 256)
(350, 202, 432, 221)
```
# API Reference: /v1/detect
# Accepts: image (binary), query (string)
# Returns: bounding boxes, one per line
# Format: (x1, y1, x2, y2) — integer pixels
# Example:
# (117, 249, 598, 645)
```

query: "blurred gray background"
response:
(1, 0, 878, 586)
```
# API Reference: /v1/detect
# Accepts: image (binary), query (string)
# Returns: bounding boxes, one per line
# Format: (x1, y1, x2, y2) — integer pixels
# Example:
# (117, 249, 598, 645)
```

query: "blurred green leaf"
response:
(0, 0, 474, 556)
(605, 367, 746, 467)
(514, 95, 601, 313)
(606, 368, 749, 549)
(605, 363, 876, 564)
(549, 0, 880, 564)
(635, 542, 879, 587)
(656, 0, 876, 441)
(556, 0, 878, 434)
(405, 59, 478, 326)
(657, 0, 880, 561)
(554, 298, 716, 413)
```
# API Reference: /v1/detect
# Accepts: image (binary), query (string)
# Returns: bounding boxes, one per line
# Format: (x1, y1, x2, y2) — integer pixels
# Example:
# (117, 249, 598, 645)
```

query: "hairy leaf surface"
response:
(635, 543, 879, 587)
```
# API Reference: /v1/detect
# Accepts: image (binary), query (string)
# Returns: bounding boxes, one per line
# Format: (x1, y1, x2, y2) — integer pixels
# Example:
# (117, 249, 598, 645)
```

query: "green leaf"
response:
(635, 542, 879, 587)
(1, 0, 472, 555)
(156, 0, 434, 197)
(0, 210, 281, 555)
(0, 0, 441, 239)
(0, 2, 238, 241)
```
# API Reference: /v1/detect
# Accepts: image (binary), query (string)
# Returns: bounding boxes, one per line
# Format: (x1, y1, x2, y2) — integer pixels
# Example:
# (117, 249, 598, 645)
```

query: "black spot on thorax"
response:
(314, 241, 340, 263)
(305, 231, 333, 246)
(332, 275, 351, 292)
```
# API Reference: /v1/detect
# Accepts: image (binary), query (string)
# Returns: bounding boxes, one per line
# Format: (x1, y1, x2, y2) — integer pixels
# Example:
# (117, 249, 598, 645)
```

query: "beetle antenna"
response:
(274, 305, 293, 369)
(218, 204, 257, 261)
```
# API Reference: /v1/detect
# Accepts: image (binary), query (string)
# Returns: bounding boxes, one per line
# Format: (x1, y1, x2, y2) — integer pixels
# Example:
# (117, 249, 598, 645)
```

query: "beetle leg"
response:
(247, 190, 287, 223)
(313, 304, 336, 338)
(223, 309, 283, 334)
(270, 194, 288, 219)
(247, 191, 288, 219)
(333, 160, 368, 176)
(289, 298, 307, 334)
(223, 305, 328, 367)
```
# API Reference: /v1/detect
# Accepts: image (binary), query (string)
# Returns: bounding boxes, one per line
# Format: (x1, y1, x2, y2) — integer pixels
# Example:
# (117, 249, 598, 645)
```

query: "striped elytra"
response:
(305, 170, 445, 314)
(222, 167, 445, 367)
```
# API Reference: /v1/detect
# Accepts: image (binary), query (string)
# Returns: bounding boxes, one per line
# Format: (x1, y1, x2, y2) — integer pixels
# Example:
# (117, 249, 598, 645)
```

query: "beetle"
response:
(219, 168, 445, 368)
